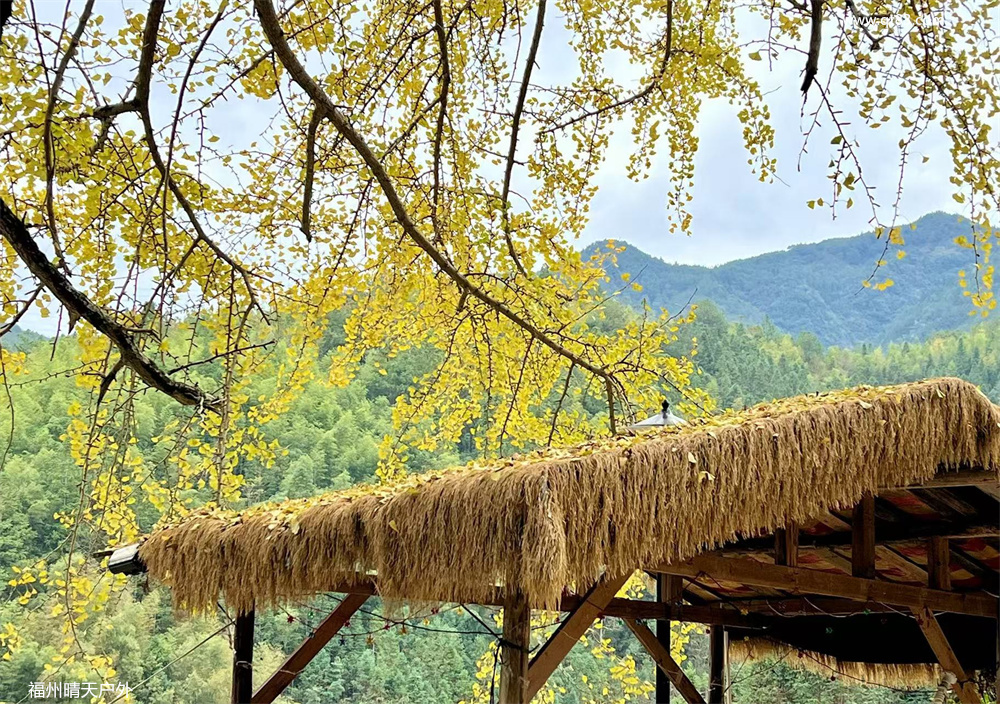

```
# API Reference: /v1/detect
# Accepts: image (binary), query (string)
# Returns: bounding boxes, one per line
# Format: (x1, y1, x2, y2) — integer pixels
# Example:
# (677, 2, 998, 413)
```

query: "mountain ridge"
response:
(587, 211, 978, 347)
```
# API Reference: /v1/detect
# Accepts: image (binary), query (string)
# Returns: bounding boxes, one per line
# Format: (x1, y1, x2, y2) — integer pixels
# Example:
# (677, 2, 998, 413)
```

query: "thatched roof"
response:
(140, 377, 1000, 615)
(729, 637, 942, 689)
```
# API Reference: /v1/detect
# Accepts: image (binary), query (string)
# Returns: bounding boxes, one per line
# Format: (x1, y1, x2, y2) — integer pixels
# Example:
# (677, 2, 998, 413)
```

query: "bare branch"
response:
(300, 107, 323, 241)
(43, 0, 96, 278)
(499, 0, 545, 277)
(0, 197, 219, 410)
(0, 285, 41, 337)
(547, 361, 574, 445)
(430, 0, 451, 244)
(541, 0, 672, 134)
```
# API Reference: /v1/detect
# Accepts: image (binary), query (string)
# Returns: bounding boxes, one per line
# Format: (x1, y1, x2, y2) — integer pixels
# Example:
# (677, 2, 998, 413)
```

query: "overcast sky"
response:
(579, 28, 959, 268)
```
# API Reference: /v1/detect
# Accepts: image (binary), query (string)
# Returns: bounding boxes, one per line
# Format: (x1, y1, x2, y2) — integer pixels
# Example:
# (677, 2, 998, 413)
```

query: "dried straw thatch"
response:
(140, 377, 1000, 615)
(729, 636, 941, 689)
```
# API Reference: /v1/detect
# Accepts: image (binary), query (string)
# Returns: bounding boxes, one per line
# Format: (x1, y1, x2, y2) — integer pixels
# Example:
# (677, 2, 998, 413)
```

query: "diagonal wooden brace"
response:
(624, 618, 706, 704)
(252, 592, 369, 703)
(525, 571, 632, 701)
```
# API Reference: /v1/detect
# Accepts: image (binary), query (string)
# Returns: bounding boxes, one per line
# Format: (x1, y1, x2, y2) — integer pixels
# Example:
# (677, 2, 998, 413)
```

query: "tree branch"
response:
(300, 106, 323, 241)
(430, 0, 451, 244)
(499, 0, 545, 277)
(0, 285, 41, 337)
(253, 0, 613, 385)
(0, 197, 219, 410)
(43, 0, 96, 277)
(541, 0, 672, 134)
(801, 0, 823, 95)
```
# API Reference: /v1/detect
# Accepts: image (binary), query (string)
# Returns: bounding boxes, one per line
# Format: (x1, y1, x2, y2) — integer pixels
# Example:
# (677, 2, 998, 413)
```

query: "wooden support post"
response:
(774, 522, 799, 567)
(655, 575, 683, 703)
(708, 626, 726, 704)
(928, 537, 952, 591)
(499, 590, 531, 704)
(526, 572, 631, 701)
(655, 555, 997, 618)
(231, 610, 255, 704)
(912, 607, 982, 704)
(927, 538, 951, 591)
(624, 619, 705, 704)
(252, 593, 368, 703)
(852, 493, 876, 579)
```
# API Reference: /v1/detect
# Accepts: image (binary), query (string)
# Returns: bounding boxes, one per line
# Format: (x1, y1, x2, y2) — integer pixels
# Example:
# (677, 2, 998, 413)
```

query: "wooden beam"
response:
(928, 537, 952, 592)
(252, 593, 368, 704)
(852, 493, 876, 579)
(624, 619, 706, 704)
(735, 596, 903, 616)
(911, 606, 982, 704)
(655, 555, 998, 618)
(708, 626, 725, 704)
(560, 596, 764, 628)
(723, 522, 998, 554)
(897, 469, 996, 489)
(526, 572, 631, 701)
(774, 522, 799, 567)
(231, 611, 255, 704)
(499, 590, 531, 704)
(301, 583, 757, 628)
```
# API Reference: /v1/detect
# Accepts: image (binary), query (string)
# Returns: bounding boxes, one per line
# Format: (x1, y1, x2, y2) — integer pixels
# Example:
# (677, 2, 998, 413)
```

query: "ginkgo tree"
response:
(0, 0, 997, 699)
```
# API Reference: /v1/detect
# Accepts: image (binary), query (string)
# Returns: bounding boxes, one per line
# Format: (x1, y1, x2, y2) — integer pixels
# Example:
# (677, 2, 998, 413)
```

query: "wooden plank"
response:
(977, 482, 1000, 501)
(852, 493, 876, 579)
(526, 572, 631, 701)
(708, 626, 725, 704)
(911, 606, 982, 704)
(911, 487, 978, 520)
(252, 593, 368, 703)
(774, 523, 799, 567)
(624, 619, 706, 704)
(231, 611, 255, 704)
(876, 546, 929, 585)
(655, 555, 998, 618)
(949, 542, 1000, 587)
(898, 470, 996, 489)
(928, 537, 952, 591)
(499, 590, 531, 704)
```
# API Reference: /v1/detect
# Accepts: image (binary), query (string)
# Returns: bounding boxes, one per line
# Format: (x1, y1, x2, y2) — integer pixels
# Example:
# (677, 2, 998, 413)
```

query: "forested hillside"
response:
(593, 212, 978, 346)
(2, 309, 995, 703)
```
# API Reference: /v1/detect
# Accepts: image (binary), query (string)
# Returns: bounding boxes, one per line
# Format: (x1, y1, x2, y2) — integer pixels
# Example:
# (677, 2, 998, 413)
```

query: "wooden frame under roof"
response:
(113, 378, 1000, 703)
